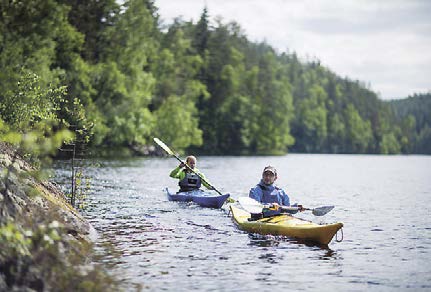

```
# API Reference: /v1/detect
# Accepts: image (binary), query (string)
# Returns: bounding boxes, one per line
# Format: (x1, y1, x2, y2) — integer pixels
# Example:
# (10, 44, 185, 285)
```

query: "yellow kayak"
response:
(230, 205, 343, 245)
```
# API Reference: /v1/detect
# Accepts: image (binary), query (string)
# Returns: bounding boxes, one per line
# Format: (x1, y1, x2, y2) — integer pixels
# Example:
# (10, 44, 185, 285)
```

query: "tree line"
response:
(388, 93, 431, 154)
(1, 0, 429, 155)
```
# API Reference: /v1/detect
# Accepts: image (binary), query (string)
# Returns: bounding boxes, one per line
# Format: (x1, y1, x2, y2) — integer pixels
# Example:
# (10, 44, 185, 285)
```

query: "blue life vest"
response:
(249, 180, 290, 206)
(179, 172, 201, 191)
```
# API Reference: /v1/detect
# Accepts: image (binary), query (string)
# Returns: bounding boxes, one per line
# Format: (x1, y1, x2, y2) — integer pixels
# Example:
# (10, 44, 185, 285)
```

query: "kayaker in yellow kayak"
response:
(249, 166, 299, 207)
(169, 155, 213, 192)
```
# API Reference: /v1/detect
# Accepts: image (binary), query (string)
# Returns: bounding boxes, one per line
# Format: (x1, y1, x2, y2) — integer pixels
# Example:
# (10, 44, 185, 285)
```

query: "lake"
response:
(53, 154, 431, 291)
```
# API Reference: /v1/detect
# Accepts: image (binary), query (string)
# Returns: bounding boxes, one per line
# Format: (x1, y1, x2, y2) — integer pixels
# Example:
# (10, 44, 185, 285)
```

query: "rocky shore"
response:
(0, 142, 116, 291)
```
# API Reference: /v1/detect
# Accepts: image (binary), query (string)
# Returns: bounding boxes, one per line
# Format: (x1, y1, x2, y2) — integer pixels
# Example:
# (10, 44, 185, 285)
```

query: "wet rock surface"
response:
(0, 142, 92, 240)
(0, 142, 114, 291)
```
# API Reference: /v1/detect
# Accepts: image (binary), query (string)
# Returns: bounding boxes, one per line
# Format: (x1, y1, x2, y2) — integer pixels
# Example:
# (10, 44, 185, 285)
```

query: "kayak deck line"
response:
(258, 214, 314, 224)
(230, 205, 343, 245)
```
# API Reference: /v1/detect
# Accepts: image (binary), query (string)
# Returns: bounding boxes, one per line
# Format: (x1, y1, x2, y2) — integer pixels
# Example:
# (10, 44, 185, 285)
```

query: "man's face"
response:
(262, 171, 276, 185)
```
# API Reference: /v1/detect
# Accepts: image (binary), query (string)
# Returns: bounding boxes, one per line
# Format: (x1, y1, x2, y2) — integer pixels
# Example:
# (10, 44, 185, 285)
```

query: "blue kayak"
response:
(164, 188, 230, 209)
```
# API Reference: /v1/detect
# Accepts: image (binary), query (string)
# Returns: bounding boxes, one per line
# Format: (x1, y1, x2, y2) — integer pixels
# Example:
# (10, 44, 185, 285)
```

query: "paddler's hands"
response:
(269, 203, 280, 210)
(179, 162, 186, 168)
(298, 204, 304, 212)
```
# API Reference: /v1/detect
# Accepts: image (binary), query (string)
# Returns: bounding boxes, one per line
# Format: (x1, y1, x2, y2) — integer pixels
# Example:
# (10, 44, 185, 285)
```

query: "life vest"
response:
(254, 183, 288, 205)
(179, 172, 201, 191)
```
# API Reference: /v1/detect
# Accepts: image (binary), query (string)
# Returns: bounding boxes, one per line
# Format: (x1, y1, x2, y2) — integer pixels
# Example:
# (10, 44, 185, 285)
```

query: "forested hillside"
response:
(1, 0, 428, 155)
(388, 93, 431, 154)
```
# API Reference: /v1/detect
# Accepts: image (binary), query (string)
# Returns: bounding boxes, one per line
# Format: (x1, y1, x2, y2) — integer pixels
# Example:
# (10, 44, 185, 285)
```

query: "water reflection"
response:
(246, 233, 341, 265)
(319, 249, 338, 260)
(247, 233, 339, 253)
(248, 234, 282, 247)
(258, 252, 280, 264)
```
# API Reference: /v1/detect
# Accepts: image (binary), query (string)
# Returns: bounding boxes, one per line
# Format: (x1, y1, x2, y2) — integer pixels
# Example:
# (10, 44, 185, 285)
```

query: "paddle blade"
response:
(238, 197, 264, 214)
(153, 137, 173, 155)
(312, 205, 334, 216)
(226, 197, 236, 204)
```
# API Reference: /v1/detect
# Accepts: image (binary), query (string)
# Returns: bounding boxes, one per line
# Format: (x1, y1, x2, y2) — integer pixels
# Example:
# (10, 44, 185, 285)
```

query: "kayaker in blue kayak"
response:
(169, 155, 213, 192)
(249, 166, 292, 206)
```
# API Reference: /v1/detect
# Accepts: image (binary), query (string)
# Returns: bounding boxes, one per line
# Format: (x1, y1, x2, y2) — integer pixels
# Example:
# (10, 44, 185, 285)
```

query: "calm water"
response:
(53, 155, 431, 291)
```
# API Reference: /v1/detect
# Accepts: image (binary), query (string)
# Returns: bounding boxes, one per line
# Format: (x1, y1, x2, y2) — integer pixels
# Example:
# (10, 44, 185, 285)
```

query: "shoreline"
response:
(0, 142, 117, 291)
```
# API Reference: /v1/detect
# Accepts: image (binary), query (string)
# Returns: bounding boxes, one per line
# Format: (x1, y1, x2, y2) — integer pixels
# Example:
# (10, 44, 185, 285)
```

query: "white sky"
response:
(154, 0, 431, 100)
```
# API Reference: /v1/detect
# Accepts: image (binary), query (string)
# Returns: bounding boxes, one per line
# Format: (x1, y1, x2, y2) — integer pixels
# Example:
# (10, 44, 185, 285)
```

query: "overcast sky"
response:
(154, 0, 431, 100)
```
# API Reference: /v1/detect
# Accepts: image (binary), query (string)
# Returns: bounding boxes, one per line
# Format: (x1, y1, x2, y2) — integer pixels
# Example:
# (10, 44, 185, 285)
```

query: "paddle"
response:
(238, 197, 334, 216)
(154, 137, 231, 200)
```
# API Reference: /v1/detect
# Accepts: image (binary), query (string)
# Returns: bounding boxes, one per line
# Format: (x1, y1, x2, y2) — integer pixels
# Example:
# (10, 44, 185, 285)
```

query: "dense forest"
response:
(388, 93, 431, 154)
(1, 0, 430, 155)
